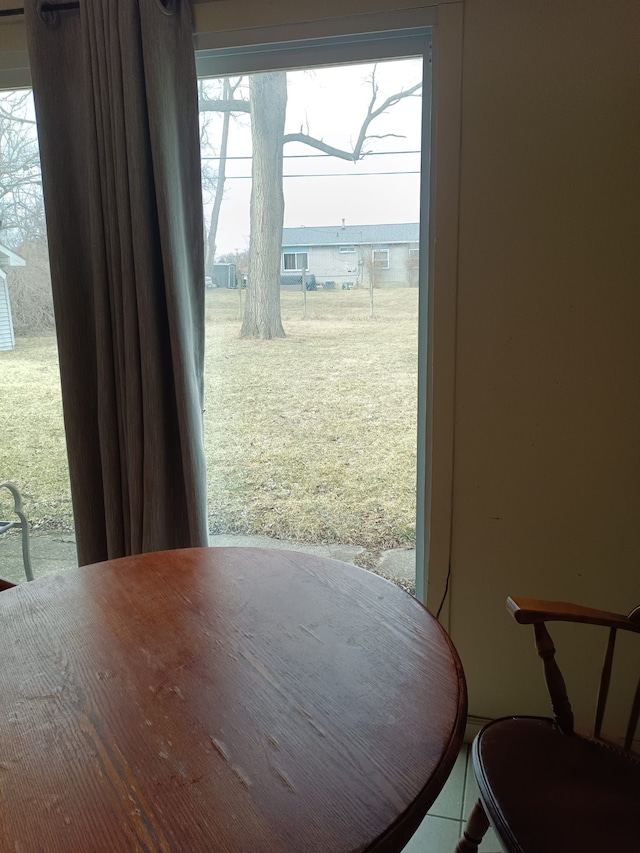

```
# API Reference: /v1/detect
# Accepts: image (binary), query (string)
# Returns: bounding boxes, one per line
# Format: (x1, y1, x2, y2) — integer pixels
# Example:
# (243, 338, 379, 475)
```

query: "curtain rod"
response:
(0, 2, 79, 17)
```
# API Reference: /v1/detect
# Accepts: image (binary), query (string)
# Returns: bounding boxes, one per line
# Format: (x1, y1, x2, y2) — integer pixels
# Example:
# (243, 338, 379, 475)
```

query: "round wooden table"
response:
(0, 547, 466, 852)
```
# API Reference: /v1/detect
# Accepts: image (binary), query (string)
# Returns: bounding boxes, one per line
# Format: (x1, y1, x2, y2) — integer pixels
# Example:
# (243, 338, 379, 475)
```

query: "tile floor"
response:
(402, 745, 501, 852)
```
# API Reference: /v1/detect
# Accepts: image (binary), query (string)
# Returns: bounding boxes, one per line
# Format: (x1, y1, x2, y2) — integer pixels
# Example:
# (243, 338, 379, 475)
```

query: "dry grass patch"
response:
(205, 287, 418, 549)
(0, 336, 72, 527)
(0, 288, 419, 551)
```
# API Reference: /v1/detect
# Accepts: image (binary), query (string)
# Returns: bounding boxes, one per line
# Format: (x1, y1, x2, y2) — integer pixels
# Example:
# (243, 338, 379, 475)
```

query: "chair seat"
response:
(474, 716, 640, 853)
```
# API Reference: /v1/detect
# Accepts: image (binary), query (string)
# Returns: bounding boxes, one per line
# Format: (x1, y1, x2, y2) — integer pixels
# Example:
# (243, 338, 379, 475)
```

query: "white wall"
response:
(451, 0, 640, 721)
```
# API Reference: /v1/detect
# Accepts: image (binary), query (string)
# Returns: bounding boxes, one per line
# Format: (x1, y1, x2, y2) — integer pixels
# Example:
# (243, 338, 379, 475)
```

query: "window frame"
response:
(194, 10, 464, 619)
(372, 248, 390, 270)
(282, 251, 309, 272)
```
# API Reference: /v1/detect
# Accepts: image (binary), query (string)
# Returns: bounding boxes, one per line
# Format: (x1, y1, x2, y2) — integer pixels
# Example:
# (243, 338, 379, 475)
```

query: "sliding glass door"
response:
(197, 31, 431, 596)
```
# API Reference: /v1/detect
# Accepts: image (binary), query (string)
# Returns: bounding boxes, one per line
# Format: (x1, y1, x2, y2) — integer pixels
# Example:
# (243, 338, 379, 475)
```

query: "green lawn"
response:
(0, 287, 419, 551)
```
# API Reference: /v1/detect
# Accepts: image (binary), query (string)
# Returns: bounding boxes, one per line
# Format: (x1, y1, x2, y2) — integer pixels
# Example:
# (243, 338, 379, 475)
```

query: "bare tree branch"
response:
(0, 105, 36, 125)
(282, 70, 421, 162)
(198, 67, 420, 163)
(205, 77, 235, 275)
(0, 91, 46, 245)
(199, 98, 251, 114)
(279, 134, 362, 162)
(281, 131, 408, 160)
(351, 72, 422, 158)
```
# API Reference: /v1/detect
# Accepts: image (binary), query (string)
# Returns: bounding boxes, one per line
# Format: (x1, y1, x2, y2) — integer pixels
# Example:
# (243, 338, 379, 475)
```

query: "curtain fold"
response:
(24, 0, 209, 565)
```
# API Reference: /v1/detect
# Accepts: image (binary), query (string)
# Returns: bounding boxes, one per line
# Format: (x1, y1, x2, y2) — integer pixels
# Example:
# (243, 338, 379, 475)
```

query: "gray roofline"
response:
(0, 243, 26, 267)
(282, 222, 419, 247)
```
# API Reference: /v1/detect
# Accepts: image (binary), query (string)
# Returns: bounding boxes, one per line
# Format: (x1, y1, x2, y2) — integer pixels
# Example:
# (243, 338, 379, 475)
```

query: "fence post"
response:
(370, 264, 375, 317)
(302, 268, 307, 319)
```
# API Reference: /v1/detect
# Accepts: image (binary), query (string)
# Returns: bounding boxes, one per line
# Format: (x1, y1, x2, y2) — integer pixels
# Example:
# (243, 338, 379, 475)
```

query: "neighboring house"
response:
(0, 243, 26, 351)
(281, 223, 420, 288)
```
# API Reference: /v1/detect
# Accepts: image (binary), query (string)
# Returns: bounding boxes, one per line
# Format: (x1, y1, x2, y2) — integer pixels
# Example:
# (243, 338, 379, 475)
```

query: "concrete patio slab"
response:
(1, 530, 416, 595)
(376, 547, 416, 581)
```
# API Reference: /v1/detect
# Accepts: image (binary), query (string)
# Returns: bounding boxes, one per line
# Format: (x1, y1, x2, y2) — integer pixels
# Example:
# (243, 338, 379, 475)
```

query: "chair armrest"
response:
(507, 596, 640, 633)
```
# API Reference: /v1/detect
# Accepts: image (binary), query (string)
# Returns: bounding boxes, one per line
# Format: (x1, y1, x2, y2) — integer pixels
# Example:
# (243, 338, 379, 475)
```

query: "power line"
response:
(222, 170, 420, 179)
(201, 150, 420, 161)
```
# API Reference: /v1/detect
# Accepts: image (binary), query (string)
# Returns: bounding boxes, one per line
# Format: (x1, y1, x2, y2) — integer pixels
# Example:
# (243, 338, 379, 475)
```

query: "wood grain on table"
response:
(0, 547, 466, 852)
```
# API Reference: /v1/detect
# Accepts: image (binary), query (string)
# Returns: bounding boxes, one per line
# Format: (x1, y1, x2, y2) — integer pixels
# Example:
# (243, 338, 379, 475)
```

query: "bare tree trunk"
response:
(204, 79, 232, 278)
(241, 72, 287, 340)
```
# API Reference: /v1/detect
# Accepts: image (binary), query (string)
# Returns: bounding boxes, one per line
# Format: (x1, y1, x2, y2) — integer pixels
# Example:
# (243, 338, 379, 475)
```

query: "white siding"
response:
(0, 273, 15, 351)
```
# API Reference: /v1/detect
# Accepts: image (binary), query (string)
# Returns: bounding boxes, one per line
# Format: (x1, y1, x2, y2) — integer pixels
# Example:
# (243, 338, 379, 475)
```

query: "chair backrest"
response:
(507, 597, 640, 753)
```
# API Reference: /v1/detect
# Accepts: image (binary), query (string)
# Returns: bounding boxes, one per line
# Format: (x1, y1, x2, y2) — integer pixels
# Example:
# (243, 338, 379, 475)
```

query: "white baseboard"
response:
(464, 714, 492, 744)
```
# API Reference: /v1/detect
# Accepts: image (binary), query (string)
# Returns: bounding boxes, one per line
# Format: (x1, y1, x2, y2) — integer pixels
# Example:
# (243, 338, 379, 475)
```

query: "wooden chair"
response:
(456, 597, 640, 853)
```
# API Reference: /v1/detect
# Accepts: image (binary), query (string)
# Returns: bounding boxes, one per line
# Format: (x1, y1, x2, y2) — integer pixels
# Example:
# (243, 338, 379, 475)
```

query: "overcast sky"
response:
(3, 57, 422, 258)
(200, 57, 424, 256)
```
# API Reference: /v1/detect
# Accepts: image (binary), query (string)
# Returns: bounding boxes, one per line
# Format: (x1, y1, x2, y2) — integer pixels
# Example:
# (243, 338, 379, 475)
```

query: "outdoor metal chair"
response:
(0, 482, 34, 582)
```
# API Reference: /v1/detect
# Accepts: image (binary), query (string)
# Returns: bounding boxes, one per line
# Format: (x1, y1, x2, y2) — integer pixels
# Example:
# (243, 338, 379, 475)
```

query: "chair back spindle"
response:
(624, 676, 640, 752)
(512, 598, 640, 752)
(594, 627, 617, 740)
(533, 621, 574, 735)
(622, 607, 640, 751)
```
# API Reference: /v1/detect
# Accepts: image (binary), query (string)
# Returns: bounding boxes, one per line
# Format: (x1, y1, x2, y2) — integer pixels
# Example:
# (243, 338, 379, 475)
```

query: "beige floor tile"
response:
(428, 745, 468, 820)
(462, 761, 481, 820)
(402, 815, 463, 852)
(462, 756, 502, 852)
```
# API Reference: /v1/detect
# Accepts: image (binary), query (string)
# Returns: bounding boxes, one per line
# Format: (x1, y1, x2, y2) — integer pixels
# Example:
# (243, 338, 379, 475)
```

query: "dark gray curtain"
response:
(24, 0, 209, 565)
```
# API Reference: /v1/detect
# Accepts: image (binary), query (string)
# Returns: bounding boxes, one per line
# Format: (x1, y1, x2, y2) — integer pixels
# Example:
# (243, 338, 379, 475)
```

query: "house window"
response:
(339, 246, 356, 254)
(372, 249, 389, 269)
(283, 252, 308, 271)
(409, 247, 419, 268)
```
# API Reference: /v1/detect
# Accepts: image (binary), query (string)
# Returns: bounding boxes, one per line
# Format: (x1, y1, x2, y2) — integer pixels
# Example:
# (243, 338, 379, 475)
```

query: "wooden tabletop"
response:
(0, 547, 466, 852)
